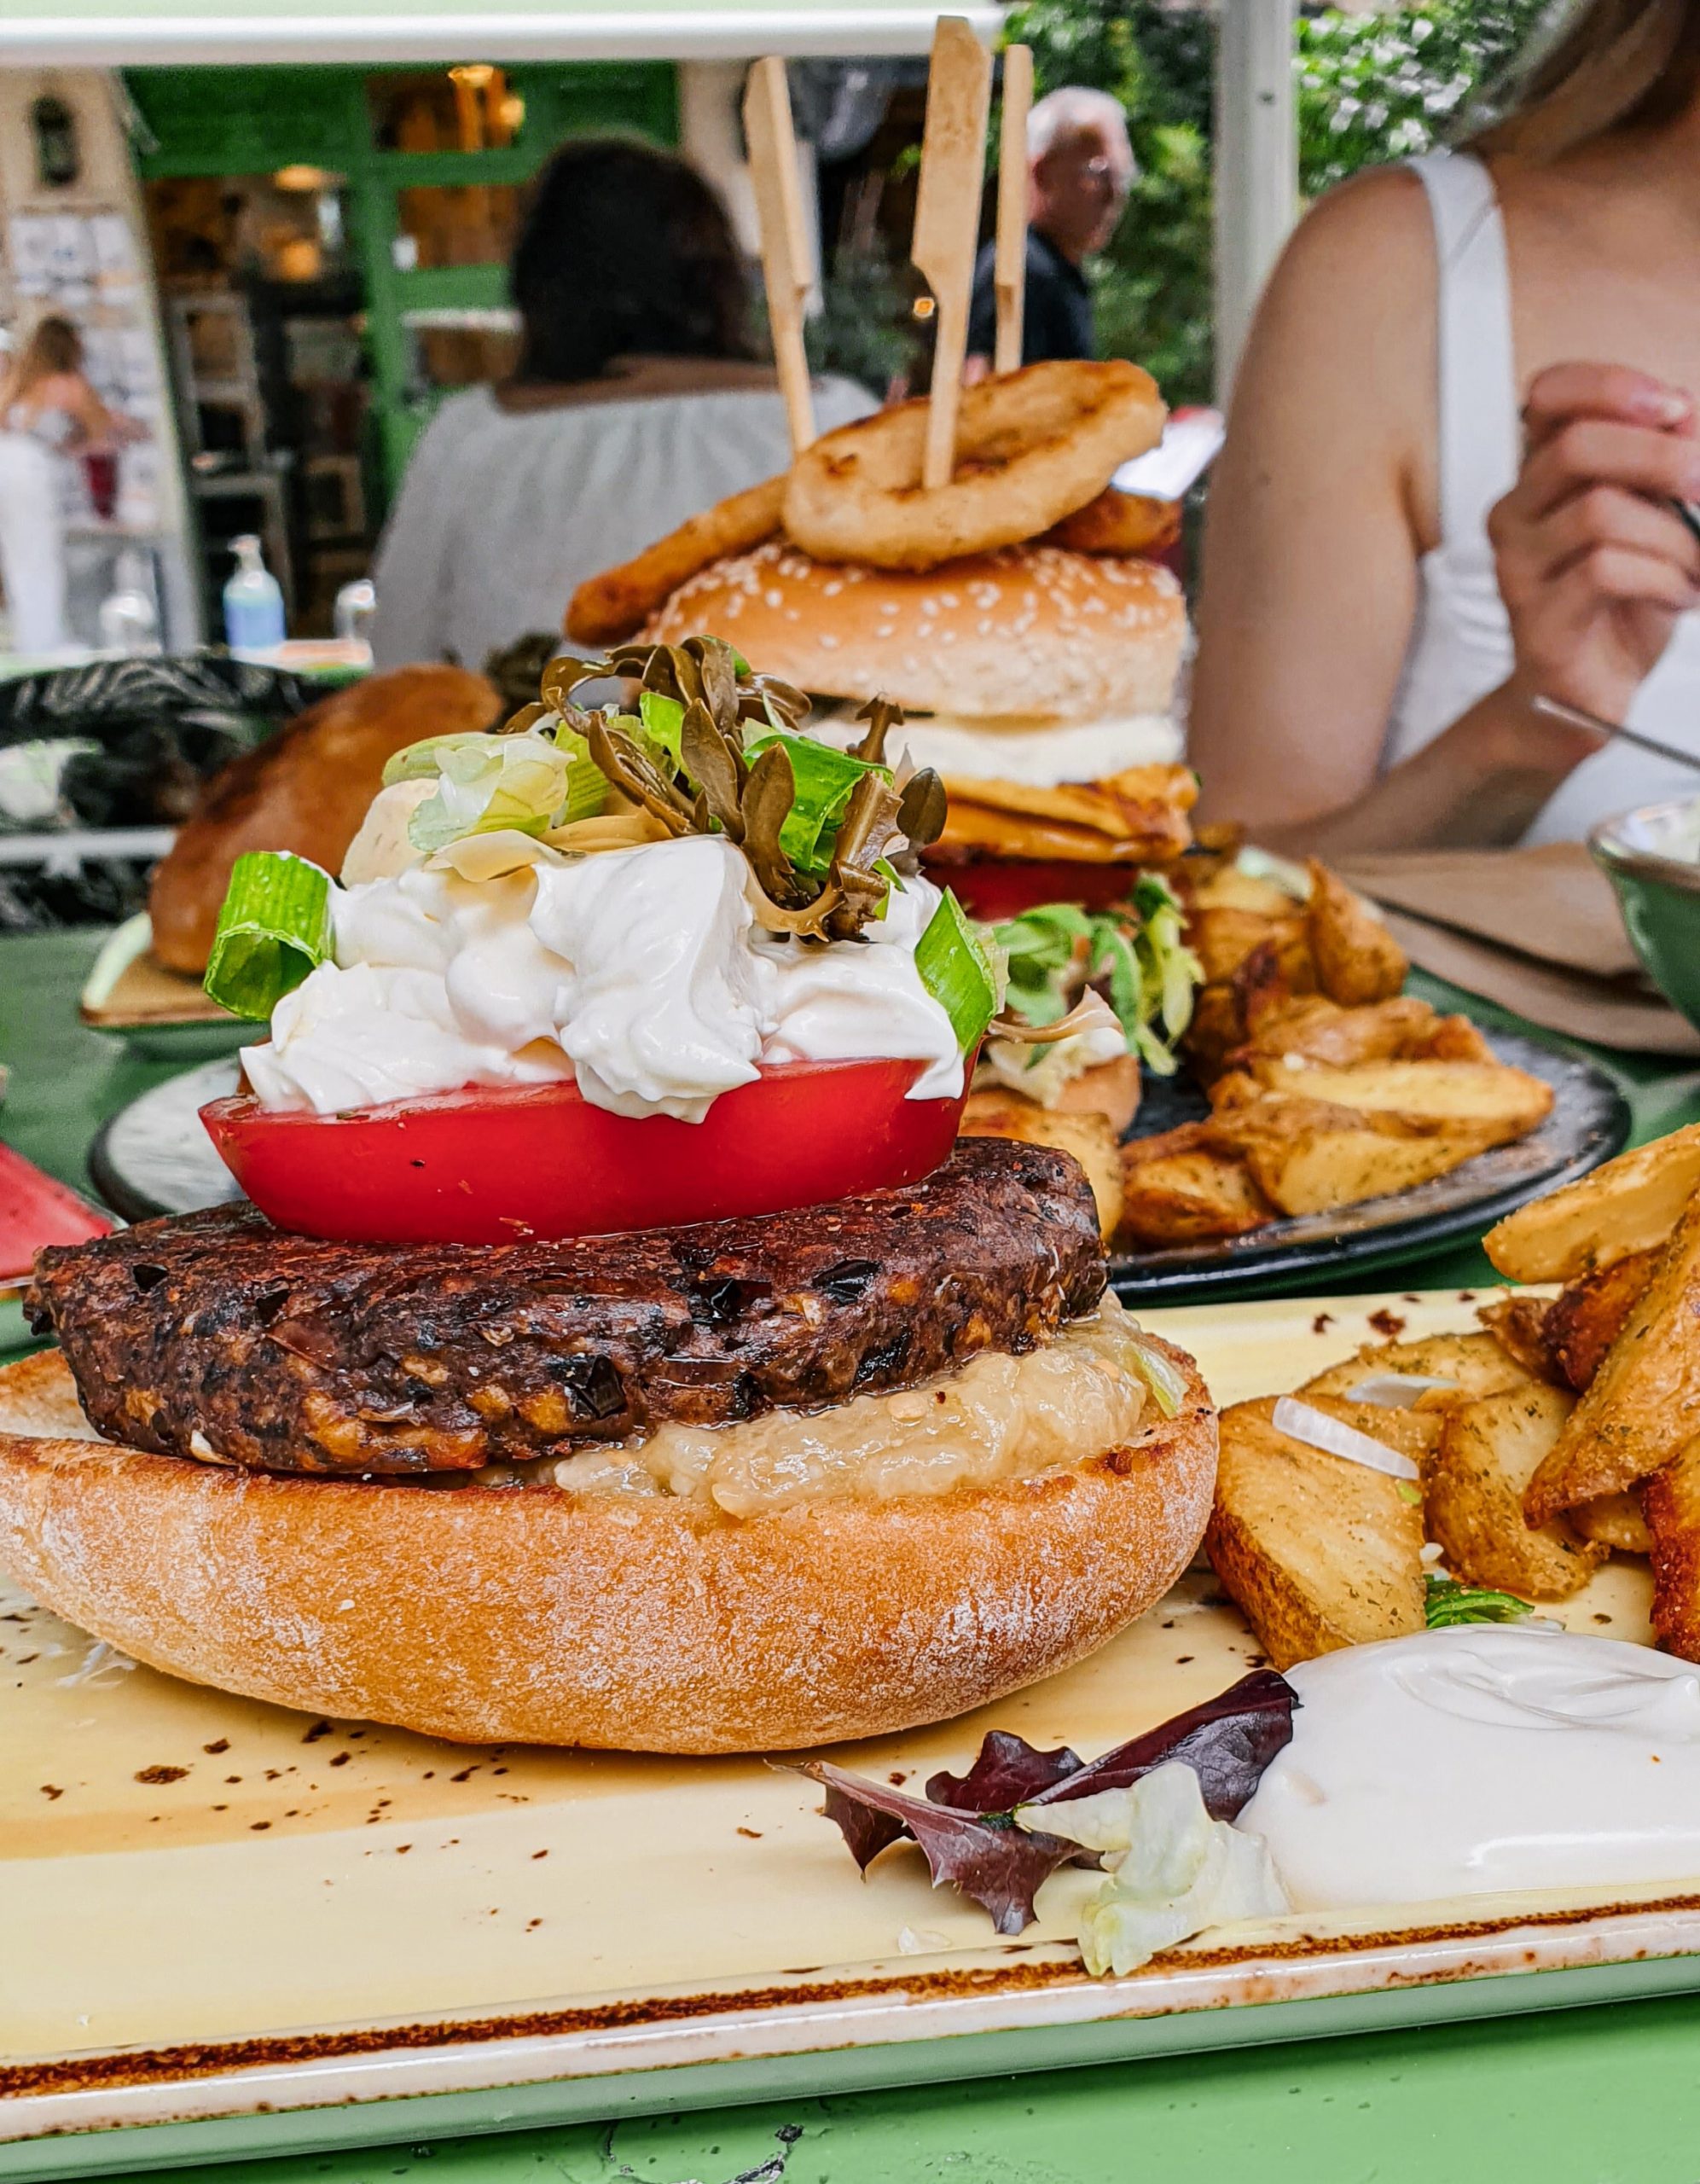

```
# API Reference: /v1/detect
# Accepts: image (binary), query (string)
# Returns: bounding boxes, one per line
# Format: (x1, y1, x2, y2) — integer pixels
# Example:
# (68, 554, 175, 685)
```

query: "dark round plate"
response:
(90, 1035, 1631, 1302)
(1108, 1028, 1631, 1304)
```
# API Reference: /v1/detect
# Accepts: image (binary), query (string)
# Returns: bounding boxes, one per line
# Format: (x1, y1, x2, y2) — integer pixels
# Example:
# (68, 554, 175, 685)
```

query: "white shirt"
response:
(1387, 153, 1700, 841)
(370, 370, 875, 674)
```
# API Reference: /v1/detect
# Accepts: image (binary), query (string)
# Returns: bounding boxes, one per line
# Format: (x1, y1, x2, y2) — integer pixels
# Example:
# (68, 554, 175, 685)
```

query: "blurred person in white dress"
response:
(0, 317, 137, 657)
(370, 137, 874, 672)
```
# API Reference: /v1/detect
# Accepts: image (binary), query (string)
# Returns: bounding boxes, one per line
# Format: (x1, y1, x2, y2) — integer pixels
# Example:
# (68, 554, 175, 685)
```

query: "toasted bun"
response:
(1050, 1054, 1144, 1136)
(0, 1345, 1216, 1754)
(645, 541, 1186, 724)
(148, 665, 501, 974)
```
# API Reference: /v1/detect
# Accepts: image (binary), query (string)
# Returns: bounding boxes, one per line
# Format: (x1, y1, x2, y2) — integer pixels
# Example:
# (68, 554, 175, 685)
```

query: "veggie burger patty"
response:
(28, 1140, 1103, 1476)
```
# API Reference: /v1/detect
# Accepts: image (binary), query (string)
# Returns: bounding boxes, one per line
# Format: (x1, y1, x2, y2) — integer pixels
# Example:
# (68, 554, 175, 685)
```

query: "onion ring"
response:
(566, 473, 786, 646)
(783, 360, 1165, 572)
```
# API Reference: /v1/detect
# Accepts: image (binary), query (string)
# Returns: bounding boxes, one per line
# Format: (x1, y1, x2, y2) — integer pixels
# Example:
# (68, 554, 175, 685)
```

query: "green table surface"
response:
(7, 926, 1700, 2184)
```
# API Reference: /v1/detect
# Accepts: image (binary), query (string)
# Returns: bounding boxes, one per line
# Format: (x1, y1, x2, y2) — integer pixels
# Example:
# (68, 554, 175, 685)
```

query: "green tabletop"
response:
(7, 926, 1700, 2184)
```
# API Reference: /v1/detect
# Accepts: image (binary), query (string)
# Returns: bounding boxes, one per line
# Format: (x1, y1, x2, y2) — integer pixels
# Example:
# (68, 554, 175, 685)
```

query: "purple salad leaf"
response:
(925, 1730, 1085, 1814)
(1024, 1669, 1299, 1822)
(795, 1762, 1082, 1937)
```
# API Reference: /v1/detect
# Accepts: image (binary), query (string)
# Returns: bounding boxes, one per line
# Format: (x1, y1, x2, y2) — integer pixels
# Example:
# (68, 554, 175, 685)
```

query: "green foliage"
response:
(999, 0, 1554, 404)
(1297, 0, 1553, 193)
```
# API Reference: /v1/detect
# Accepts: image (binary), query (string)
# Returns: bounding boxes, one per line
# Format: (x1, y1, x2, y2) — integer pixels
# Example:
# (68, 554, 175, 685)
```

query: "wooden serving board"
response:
(1, 1288, 1685, 2180)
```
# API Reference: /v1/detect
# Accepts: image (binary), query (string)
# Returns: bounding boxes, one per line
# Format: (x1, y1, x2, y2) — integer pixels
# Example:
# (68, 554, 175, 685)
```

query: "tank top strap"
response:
(1406, 149, 1520, 546)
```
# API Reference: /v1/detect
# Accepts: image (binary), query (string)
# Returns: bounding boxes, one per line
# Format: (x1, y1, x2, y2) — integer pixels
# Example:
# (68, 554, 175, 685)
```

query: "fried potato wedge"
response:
(1483, 1120, 1700, 1283)
(1212, 1096, 1502, 1217)
(1478, 1293, 1562, 1385)
(1206, 1395, 1426, 1669)
(1571, 1490, 1652, 1554)
(1245, 1059, 1553, 1140)
(1300, 1331, 1533, 1409)
(1643, 1441, 1700, 1660)
(1182, 866, 1299, 919)
(567, 473, 786, 646)
(1428, 1384, 1605, 1600)
(1544, 1246, 1661, 1393)
(960, 1094, 1123, 1240)
(1117, 1124, 1272, 1246)
(1229, 995, 1442, 1075)
(1187, 906, 1311, 988)
(1524, 1194, 1700, 1526)
(1306, 859, 1408, 1007)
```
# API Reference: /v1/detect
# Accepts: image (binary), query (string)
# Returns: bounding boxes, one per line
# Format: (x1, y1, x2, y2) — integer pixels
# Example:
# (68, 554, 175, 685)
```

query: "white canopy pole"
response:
(1213, 0, 1298, 404)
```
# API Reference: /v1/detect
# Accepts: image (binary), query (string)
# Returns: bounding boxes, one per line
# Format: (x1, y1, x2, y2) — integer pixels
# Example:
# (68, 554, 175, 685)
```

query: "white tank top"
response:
(1387, 151, 1700, 842)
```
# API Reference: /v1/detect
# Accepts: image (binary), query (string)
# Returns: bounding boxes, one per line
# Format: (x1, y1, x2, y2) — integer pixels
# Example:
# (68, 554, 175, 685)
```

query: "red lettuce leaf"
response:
(925, 1731, 1084, 1813)
(797, 1762, 1083, 1937)
(1025, 1669, 1298, 1821)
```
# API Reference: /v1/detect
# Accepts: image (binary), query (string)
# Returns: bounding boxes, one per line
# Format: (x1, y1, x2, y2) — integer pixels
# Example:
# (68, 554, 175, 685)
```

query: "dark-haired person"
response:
(1190, 0, 1700, 851)
(369, 138, 872, 671)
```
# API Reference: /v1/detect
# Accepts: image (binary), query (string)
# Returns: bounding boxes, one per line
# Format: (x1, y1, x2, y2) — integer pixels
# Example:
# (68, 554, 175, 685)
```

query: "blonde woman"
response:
(1189, 0, 1700, 851)
(0, 316, 128, 656)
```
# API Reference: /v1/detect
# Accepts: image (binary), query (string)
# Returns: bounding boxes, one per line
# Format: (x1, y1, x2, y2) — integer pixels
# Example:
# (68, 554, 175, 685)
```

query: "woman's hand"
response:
(1488, 362, 1700, 726)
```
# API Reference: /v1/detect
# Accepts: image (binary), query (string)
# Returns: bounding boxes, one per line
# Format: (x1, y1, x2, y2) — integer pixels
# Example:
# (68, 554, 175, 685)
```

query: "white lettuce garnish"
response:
(1016, 1761, 1287, 1977)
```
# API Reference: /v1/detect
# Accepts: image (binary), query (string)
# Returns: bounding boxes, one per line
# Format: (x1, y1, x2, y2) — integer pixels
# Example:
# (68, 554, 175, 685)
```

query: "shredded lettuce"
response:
(995, 880, 1202, 1077)
(402, 731, 606, 853)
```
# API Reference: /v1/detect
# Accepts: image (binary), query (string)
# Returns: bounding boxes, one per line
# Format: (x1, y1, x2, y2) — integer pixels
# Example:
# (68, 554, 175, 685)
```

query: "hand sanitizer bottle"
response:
(223, 534, 286, 653)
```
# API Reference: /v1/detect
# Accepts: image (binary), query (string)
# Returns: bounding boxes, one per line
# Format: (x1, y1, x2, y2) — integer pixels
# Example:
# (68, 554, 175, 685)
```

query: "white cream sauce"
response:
(814, 711, 1181, 787)
(1240, 1627, 1700, 1912)
(241, 835, 962, 1121)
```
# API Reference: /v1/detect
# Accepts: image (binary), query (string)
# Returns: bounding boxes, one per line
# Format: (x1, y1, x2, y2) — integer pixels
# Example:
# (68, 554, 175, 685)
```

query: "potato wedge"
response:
(1644, 1440, 1700, 1660)
(1184, 866, 1300, 919)
(1249, 1059, 1553, 1140)
(1427, 1384, 1605, 1600)
(1212, 1096, 1502, 1217)
(1524, 1193, 1700, 1525)
(1483, 1120, 1700, 1283)
(1477, 1294, 1562, 1385)
(1543, 1246, 1660, 1392)
(1301, 1332, 1533, 1409)
(1188, 905, 1312, 988)
(960, 1094, 1123, 1240)
(1570, 1490, 1652, 1554)
(1117, 1124, 1272, 1246)
(1306, 859, 1408, 1007)
(1229, 995, 1442, 1075)
(1206, 1395, 1425, 1669)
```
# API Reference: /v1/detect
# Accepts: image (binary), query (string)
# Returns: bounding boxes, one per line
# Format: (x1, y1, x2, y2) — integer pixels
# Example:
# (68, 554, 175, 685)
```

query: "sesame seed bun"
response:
(0, 1345, 1216, 1755)
(644, 541, 1187, 725)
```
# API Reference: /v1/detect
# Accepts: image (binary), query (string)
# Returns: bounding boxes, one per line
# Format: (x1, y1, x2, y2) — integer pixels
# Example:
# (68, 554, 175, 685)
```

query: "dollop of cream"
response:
(242, 836, 962, 1120)
(1240, 1627, 1700, 1912)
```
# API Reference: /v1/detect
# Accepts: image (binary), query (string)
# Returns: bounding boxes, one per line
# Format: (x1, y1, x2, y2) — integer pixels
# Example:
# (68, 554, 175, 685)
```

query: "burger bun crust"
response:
(644, 540, 1186, 725)
(0, 1345, 1216, 1754)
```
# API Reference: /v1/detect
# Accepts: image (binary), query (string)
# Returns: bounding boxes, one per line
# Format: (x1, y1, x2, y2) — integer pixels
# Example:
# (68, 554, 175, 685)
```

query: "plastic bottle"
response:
(223, 534, 286, 653)
(96, 549, 160, 656)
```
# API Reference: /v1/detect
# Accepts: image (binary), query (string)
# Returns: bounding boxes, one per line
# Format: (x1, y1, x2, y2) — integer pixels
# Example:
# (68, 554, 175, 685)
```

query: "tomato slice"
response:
(201, 1058, 967, 1245)
(924, 857, 1142, 922)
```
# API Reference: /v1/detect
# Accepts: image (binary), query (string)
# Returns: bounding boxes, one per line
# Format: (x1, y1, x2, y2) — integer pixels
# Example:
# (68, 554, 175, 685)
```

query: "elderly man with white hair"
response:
(967, 84, 1134, 367)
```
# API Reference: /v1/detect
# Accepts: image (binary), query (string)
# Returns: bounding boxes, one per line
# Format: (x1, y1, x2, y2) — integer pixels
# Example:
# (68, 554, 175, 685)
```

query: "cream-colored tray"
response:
(3, 1287, 1695, 2179)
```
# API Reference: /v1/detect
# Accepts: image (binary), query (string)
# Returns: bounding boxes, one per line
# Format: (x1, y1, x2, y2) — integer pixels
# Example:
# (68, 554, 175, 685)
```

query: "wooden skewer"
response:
(743, 55, 816, 456)
(994, 44, 1033, 375)
(912, 15, 994, 490)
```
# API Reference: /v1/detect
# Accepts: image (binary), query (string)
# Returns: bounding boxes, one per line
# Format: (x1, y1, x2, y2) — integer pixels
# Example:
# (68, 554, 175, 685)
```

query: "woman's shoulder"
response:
(1275, 161, 1436, 299)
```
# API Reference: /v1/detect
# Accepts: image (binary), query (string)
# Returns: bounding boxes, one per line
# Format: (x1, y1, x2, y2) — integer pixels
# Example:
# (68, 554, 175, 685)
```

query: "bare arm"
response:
(1189, 175, 1700, 852)
(1189, 171, 1435, 836)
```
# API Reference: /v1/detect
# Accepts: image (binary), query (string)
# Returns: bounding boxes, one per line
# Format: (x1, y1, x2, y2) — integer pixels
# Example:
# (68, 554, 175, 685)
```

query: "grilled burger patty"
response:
(28, 1140, 1103, 1477)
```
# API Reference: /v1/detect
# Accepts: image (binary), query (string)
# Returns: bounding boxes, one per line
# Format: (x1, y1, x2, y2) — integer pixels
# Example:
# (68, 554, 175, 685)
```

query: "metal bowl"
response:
(1589, 797, 1700, 1031)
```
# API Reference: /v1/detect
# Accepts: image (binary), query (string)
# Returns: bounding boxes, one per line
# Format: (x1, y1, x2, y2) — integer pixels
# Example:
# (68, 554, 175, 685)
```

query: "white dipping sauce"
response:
(1240, 1627, 1700, 1912)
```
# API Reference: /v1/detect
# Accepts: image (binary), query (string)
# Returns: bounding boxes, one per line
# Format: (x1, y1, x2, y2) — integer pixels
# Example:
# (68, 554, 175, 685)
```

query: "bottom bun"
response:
(0, 1345, 1216, 1754)
(1051, 1054, 1143, 1136)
